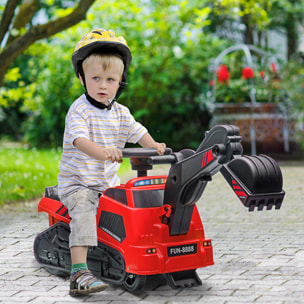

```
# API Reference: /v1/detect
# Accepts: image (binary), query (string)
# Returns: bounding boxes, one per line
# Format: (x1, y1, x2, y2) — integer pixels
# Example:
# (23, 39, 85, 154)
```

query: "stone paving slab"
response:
(0, 164, 304, 303)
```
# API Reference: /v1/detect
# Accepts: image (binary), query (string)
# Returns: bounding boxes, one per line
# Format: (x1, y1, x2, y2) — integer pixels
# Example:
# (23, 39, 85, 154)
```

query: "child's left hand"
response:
(155, 142, 166, 155)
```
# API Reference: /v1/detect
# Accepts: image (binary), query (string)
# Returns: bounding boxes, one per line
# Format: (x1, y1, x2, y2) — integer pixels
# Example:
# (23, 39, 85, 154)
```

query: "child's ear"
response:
(79, 74, 84, 86)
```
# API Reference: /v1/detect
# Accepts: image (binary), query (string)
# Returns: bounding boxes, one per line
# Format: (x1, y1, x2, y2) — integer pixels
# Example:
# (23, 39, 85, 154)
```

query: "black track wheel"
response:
(33, 222, 70, 277)
(123, 273, 146, 291)
(44, 266, 69, 277)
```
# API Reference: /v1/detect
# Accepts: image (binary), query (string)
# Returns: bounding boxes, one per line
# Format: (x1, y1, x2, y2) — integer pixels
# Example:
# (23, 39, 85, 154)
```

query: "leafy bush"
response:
(21, 34, 84, 148)
(2, 0, 229, 150)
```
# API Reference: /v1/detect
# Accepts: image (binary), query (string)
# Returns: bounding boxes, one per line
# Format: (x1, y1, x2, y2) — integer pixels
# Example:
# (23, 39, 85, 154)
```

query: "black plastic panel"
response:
(98, 211, 126, 242)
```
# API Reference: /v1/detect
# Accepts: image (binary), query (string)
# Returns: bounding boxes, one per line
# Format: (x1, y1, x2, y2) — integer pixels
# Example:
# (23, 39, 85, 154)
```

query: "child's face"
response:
(81, 59, 122, 105)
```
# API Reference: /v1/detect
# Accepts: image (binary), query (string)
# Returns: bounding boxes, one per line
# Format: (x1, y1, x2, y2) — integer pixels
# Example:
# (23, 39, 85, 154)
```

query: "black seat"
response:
(44, 185, 60, 201)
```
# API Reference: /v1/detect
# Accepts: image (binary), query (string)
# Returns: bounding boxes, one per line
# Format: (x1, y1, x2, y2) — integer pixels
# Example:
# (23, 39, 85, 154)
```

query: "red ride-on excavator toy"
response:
(34, 125, 285, 291)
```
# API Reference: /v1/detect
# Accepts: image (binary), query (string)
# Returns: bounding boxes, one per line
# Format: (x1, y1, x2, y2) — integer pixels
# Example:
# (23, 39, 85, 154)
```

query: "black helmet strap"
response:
(85, 91, 111, 110)
(115, 81, 127, 100)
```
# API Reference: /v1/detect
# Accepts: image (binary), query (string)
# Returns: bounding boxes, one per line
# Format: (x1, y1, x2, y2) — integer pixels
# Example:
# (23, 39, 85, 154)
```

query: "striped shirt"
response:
(57, 94, 147, 198)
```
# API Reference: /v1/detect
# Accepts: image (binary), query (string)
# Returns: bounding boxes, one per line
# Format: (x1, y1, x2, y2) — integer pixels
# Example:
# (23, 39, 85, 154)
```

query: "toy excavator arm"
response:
(163, 125, 243, 236)
(161, 125, 285, 236)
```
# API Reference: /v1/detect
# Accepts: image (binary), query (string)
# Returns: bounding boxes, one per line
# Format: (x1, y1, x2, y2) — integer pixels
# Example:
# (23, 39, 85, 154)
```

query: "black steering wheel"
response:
(121, 147, 172, 158)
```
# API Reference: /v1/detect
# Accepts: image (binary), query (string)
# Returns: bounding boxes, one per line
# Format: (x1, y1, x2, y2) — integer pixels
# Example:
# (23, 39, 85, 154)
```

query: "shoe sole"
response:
(70, 283, 109, 296)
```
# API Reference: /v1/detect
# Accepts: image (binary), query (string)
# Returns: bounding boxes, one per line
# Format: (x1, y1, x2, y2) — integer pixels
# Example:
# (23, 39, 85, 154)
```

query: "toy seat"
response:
(45, 185, 60, 201)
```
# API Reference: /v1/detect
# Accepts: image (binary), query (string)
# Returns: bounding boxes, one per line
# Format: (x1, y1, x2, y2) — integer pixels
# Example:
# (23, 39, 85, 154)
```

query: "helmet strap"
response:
(112, 81, 127, 102)
(85, 92, 111, 110)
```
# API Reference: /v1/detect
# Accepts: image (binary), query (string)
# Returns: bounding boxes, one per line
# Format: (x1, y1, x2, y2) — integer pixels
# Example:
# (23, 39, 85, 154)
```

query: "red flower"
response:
(271, 62, 277, 73)
(209, 79, 215, 86)
(260, 70, 265, 79)
(242, 66, 254, 79)
(216, 64, 230, 84)
(272, 78, 281, 89)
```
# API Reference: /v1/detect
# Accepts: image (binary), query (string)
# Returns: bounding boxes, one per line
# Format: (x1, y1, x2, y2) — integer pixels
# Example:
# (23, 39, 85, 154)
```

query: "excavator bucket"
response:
(220, 154, 285, 211)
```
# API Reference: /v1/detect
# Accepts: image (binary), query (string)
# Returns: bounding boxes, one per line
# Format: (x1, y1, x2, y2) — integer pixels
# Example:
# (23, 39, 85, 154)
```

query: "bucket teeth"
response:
(247, 197, 283, 212)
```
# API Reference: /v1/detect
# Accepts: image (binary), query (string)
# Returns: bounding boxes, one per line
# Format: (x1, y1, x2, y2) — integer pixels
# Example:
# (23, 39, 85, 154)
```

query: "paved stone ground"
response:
(0, 163, 304, 304)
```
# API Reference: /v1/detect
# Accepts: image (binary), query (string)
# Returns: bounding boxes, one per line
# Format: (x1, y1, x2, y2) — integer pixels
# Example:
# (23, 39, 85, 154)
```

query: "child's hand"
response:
(138, 133, 166, 155)
(105, 148, 123, 163)
(155, 142, 166, 155)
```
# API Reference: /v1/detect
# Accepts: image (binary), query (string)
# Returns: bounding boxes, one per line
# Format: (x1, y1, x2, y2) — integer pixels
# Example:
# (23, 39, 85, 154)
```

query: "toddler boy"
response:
(57, 29, 165, 296)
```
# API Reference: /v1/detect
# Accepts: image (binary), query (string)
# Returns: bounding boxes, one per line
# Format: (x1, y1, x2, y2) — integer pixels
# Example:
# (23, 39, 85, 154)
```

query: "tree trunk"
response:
(286, 12, 298, 59)
(0, 0, 96, 87)
(241, 13, 254, 45)
(0, 0, 20, 43)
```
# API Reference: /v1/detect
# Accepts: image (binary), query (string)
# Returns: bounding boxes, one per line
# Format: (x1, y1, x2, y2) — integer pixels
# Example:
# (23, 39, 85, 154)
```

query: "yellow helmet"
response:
(72, 28, 132, 83)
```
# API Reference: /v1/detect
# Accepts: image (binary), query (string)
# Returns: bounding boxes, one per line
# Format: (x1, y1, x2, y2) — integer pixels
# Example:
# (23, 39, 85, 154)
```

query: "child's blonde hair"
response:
(82, 53, 124, 76)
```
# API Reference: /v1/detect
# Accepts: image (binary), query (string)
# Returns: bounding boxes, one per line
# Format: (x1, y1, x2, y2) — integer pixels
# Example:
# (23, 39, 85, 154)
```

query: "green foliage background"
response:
(0, 0, 230, 150)
(1, 0, 303, 151)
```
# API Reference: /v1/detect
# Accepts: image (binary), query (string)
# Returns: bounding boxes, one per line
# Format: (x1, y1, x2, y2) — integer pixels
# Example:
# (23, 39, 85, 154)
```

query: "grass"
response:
(0, 144, 61, 206)
(0, 142, 130, 206)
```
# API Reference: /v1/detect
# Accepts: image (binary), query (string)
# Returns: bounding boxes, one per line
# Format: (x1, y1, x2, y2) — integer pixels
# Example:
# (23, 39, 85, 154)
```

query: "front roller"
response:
(221, 154, 285, 211)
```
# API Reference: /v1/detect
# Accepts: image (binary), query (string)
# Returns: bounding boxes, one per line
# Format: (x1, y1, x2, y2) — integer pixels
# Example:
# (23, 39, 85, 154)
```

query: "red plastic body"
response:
(38, 175, 214, 276)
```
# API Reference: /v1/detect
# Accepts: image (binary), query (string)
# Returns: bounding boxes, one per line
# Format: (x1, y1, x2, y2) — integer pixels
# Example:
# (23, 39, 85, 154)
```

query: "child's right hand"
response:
(105, 148, 123, 163)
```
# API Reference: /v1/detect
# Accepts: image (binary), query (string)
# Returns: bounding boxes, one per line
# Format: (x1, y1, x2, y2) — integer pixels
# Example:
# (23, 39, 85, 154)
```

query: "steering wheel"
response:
(121, 147, 172, 158)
